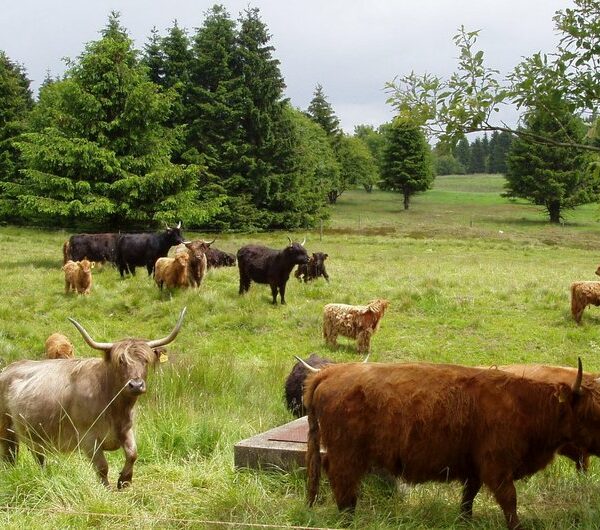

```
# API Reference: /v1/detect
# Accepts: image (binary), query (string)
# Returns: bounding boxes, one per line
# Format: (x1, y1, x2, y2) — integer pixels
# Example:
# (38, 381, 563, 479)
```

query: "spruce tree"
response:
(505, 105, 598, 223)
(0, 51, 33, 191)
(1, 14, 206, 229)
(381, 119, 434, 209)
(468, 138, 486, 173)
(454, 137, 470, 173)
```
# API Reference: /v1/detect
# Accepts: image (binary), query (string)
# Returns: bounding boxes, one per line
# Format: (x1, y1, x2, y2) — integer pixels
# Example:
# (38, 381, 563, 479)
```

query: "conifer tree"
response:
(505, 105, 598, 223)
(0, 50, 33, 190)
(1, 13, 209, 229)
(381, 119, 434, 209)
(454, 137, 470, 173)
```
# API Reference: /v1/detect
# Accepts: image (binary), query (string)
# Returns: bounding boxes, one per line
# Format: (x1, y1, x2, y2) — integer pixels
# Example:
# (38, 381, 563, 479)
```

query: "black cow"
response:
(295, 252, 329, 283)
(63, 233, 120, 265)
(205, 247, 236, 269)
(237, 238, 309, 304)
(284, 354, 332, 417)
(116, 224, 186, 277)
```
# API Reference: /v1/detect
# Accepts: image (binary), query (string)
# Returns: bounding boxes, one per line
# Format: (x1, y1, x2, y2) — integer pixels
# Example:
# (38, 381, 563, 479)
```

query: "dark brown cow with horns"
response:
(0, 308, 186, 488)
(304, 359, 600, 530)
(496, 363, 600, 472)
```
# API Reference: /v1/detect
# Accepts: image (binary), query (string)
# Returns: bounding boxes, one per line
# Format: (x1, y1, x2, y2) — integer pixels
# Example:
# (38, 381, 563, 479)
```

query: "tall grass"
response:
(1, 175, 600, 528)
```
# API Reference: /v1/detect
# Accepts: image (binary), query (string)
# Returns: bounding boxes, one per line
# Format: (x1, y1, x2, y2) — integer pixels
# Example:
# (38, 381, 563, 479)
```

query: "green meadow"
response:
(1, 173, 600, 529)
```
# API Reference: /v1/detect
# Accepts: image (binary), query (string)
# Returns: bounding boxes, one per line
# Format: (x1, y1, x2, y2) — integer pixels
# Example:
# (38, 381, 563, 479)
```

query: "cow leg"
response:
(146, 263, 153, 276)
(270, 284, 278, 304)
(326, 456, 365, 511)
(559, 443, 589, 472)
(460, 477, 482, 520)
(0, 415, 18, 463)
(487, 477, 520, 530)
(279, 283, 287, 305)
(84, 446, 110, 487)
(356, 330, 372, 353)
(117, 429, 137, 489)
(239, 273, 251, 294)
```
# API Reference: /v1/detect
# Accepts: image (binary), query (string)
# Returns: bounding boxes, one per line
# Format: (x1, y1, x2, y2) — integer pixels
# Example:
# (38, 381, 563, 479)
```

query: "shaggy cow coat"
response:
(570, 281, 600, 323)
(44, 333, 74, 359)
(304, 361, 596, 530)
(62, 259, 94, 294)
(154, 253, 190, 290)
(323, 299, 389, 353)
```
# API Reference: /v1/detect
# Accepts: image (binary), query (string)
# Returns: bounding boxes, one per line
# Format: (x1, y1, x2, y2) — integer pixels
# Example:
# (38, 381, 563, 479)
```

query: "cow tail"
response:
(63, 241, 70, 264)
(306, 376, 322, 506)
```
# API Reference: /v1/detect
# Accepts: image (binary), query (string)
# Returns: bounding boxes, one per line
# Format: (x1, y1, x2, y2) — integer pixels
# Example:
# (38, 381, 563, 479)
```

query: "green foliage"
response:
(354, 124, 386, 189)
(488, 130, 512, 173)
(0, 51, 33, 183)
(381, 119, 434, 209)
(337, 135, 378, 192)
(505, 104, 599, 223)
(384, 2, 600, 152)
(468, 138, 486, 173)
(0, 14, 210, 229)
(434, 152, 465, 176)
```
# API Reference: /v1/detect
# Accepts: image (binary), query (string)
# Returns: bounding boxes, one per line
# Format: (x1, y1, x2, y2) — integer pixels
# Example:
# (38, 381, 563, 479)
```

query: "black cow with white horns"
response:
(116, 223, 186, 277)
(237, 237, 309, 304)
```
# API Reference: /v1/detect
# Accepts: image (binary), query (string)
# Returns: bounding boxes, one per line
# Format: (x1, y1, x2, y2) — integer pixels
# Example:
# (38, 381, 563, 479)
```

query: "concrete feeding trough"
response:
(234, 416, 323, 471)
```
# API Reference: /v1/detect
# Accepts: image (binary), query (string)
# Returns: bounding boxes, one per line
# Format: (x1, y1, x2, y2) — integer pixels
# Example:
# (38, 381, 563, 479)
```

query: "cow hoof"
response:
(117, 478, 132, 489)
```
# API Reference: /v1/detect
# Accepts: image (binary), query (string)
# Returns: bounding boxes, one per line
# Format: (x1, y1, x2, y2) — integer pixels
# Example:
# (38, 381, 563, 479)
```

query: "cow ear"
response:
(324, 254, 328, 259)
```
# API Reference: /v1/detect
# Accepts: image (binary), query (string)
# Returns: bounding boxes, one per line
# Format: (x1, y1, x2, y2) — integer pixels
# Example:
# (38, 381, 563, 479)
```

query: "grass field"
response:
(1, 173, 600, 529)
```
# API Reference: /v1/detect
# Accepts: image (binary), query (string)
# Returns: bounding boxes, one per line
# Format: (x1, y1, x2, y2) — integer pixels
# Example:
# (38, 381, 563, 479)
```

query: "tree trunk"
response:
(403, 192, 410, 210)
(327, 190, 338, 204)
(547, 201, 561, 223)
(363, 184, 373, 193)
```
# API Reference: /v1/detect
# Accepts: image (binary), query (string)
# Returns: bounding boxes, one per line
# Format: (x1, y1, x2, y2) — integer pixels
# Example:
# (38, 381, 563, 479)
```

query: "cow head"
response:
(186, 239, 214, 259)
(68, 307, 186, 397)
(165, 223, 186, 247)
(79, 259, 95, 275)
(285, 237, 309, 265)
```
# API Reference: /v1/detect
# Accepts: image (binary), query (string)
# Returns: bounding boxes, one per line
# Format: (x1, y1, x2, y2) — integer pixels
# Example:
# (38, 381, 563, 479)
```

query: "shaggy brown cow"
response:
(295, 252, 330, 283)
(62, 259, 94, 294)
(571, 281, 600, 323)
(323, 299, 389, 353)
(44, 333, 74, 359)
(0, 308, 186, 488)
(205, 246, 236, 268)
(496, 363, 600, 472)
(304, 360, 597, 530)
(183, 240, 214, 287)
(154, 253, 190, 291)
(284, 354, 333, 417)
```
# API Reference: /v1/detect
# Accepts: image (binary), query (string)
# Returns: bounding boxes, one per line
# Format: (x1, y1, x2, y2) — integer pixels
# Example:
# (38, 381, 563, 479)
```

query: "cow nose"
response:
(127, 379, 146, 394)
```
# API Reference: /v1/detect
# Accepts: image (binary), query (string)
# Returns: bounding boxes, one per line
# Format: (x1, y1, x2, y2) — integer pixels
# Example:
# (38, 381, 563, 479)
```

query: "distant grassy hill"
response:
(331, 174, 600, 249)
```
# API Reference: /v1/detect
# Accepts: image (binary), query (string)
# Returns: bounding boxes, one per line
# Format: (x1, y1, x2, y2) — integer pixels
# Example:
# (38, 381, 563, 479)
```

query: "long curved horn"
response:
(68, 318, 114, 351)
(573, 357, 584, 395)
(362, 354, 370, 363)
(301, 236, 306, 246)
(147, 307, 187, 349)
(177, 221, 182, 229)
(207, 239, 216, 246)
(287, 236, 293, 246)
(294, 355, 320, 373)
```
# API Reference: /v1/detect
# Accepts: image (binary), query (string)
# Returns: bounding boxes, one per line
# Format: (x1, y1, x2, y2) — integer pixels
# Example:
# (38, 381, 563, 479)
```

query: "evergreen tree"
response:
(454, 137, 470, 172)
(307, 84, 342, 139)
(481, 133, 490, 172)
(306, 84, 344, 202)
(505, 104, 598, 223)
(142, 27, 164, 86)
(0, 51, 33, 186)
(1, 14, 210, 229)
(381, 119, 434, 209)
(468, 138, 486, 173)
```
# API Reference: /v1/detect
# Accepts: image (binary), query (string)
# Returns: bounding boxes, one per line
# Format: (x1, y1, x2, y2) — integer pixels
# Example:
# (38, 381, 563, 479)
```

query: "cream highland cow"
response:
(323, 299, 390, 353)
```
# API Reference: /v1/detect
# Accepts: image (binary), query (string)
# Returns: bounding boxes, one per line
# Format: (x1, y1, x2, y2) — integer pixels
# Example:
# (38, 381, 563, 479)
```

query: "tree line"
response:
(0, 8, 418, 231)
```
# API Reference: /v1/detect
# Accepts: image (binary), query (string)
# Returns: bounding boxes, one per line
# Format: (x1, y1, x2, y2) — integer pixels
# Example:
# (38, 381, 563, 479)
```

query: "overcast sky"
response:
(2, 0, 573, 133)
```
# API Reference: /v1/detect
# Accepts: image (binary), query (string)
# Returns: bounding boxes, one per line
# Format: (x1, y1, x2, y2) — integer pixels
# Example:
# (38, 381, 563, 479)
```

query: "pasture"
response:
(1, 173, 600, 528)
